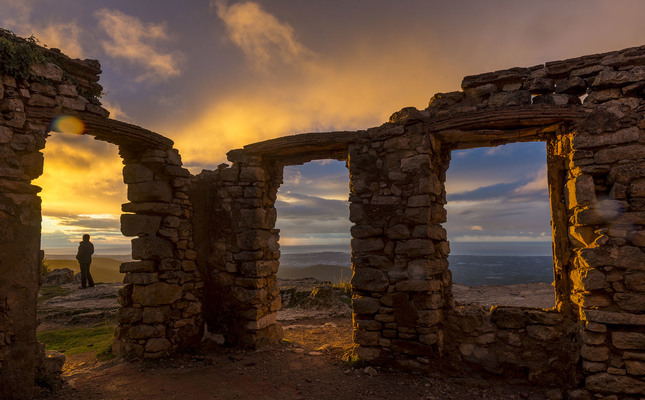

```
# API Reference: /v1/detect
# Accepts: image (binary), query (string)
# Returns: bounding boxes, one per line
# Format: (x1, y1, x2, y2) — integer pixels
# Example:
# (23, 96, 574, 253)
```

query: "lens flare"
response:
(49, 115, 86, 135)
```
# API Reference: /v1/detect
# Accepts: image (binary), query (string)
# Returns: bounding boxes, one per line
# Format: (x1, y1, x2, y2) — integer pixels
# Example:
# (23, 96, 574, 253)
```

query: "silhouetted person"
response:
(76, 234, 94, 289)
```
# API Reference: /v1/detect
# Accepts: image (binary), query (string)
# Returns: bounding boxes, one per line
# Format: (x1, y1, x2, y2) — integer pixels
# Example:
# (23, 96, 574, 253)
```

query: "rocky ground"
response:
(36, 276, 562, 400)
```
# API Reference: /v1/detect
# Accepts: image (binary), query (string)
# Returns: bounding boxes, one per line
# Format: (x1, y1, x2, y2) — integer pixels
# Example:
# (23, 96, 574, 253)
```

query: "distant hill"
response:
(44, 257, 123, 283)
(277, 264, 352, 284)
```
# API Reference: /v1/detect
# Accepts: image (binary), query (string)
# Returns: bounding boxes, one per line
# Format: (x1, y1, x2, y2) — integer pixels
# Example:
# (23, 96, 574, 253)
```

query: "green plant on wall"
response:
(0, 29, 49, 80)
(0, 28, 102, 99)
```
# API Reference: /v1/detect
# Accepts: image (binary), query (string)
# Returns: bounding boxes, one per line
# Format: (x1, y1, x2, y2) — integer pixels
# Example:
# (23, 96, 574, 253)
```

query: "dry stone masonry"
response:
(0, 30, 644, 399)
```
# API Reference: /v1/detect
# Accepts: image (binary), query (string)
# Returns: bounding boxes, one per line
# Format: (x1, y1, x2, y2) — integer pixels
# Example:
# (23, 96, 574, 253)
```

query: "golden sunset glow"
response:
(3, 0, 643, 254)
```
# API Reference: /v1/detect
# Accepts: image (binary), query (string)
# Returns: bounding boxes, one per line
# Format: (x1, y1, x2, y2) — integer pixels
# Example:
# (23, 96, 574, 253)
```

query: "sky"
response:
(2, 0, 644, 255)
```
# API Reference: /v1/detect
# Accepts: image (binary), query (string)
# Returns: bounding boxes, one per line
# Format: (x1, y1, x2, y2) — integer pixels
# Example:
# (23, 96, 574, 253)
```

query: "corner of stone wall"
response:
(191, 154, 283, 349)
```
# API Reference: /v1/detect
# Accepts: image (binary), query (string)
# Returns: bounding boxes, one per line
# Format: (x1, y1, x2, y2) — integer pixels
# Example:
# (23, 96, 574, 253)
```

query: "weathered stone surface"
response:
(42, 268, 74, 285)
(353, 297, 380, 314)
(572, 127, 640, 149)
(132, 282, 182, 306)
(145, 338, 171, 353)
(127, 181, 172, 202)
(123, 164, 154, 183)
(581, 344, 609, 362)
(488, 90, 531, 107)
(29, 63, 63, 81)
(612, 332, 645, 349)
(352, 268, 389, 292)
(121, 214, 161, 237)
(131, 236, 174, 260)
(585, 373, 645, 395)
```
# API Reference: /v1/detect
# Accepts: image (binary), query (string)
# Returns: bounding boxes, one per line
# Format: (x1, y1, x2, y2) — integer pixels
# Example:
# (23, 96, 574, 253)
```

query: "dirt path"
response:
(39, 316, 551, 400)
(36, 279, 560, 399)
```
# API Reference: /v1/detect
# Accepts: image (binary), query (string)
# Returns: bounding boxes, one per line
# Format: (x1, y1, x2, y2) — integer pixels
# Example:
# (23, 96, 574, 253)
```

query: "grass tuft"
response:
(37, 324, 115, 356)
(38, 285, 71, 304)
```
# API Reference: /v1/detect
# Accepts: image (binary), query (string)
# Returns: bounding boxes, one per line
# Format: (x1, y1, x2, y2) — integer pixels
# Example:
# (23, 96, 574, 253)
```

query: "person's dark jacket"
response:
(76, 241, 94, 264)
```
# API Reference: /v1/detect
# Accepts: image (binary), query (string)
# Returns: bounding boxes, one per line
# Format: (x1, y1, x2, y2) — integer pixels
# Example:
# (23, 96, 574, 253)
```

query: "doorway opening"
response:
(34, 126, 129, 370)
(274, 159, 353, 357)
(444, 141, 555, 309)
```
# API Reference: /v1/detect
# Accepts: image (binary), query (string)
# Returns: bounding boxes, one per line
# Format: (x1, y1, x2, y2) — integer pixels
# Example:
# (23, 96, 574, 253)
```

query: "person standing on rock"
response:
(76, 234, 95, 289)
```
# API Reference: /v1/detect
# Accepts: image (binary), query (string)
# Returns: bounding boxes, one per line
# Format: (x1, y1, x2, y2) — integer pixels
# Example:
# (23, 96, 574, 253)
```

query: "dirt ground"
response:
(37, 316, 554, 400)
(35, 280, 561, 400)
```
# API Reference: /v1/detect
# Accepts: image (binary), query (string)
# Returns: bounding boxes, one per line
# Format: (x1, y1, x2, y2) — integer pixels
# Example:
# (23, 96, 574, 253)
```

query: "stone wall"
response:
(113, 146, 203, 359)
(444, 306, 579, 386)
(347, 124, 452, 368)
(205, 44, 645, 398)
(1, 29, 644, 399)
(0, 33, 203, 399)
(191, 153, 283, 348)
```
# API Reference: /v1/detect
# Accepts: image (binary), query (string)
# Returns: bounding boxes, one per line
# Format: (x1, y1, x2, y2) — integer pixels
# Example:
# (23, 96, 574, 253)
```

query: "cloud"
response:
(213, 0, 314, 70)
(100, 98, 133, 123)
(471, 225, 483, 231)
(0, 0, 84, 58)
(95, 8, 182, 81)
(276, 192, 348, 221)
(512, 165, 548, 196)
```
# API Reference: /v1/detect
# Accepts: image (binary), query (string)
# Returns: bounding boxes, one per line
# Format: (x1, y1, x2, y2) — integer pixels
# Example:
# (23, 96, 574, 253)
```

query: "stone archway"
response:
(0, 42, 202, 398)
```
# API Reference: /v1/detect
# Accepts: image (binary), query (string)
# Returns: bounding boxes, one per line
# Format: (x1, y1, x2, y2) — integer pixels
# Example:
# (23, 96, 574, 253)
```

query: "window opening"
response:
(444, 141, 555, 309)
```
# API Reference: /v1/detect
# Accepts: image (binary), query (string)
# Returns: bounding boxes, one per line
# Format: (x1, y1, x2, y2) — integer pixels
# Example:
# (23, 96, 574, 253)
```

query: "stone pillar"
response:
(564, 65, 645, 396)
(114, 146, 203, 358)
(194, 152, 283, 348)
(349, 123, 451, 369)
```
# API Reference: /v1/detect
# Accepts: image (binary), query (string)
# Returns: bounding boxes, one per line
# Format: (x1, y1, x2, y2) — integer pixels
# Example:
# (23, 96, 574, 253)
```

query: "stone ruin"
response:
(0, 30, 644, 398)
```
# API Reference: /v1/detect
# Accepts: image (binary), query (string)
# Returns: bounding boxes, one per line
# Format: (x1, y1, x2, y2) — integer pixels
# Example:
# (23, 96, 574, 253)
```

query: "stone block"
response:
(124, 272, 159, 285)
(581, 345, 610, 362)
(488, 90, 531, 107)
(121, 214, 161, 237)
(386, 224, 410, 239)
(612, 332, 645, 349)
(526, 325, 559, 341)
(403, 207, 431, 224)
(128, 324, 164, 339)
(122, 202, 182, 216)
(595, 144, 645, 165)
(390, 339, 434, 356)
(416, 310, 442, 327)
(570, 268, 608, 291)
(585, 373, 645, 395)
(615, 293, 645, 312)
(239, 166, 265, 182)
(491, 307, 527, 329)
(353, 297, 380, 314)
(400, 154, 431, 172)
(240, 260, 279, 277)
(142, 306, 170, 323)
(566, 174, 596, 209)
(354, 330, 380, 346)
(29, 63, 63, 81)
(131, 236, 174, 260)
(132, 282, 182, 306)
(123, 164, 154, 184)
(351, 267, 389, 292)
(145, 338, 171, 353)
(395, 239, 433, 257)
(572, 127, 640, 149)
(407, 259, 447, 279)
(351, 238, 384, 252)
(117, 307, 142, 324)
(127, 181, 172, 203)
